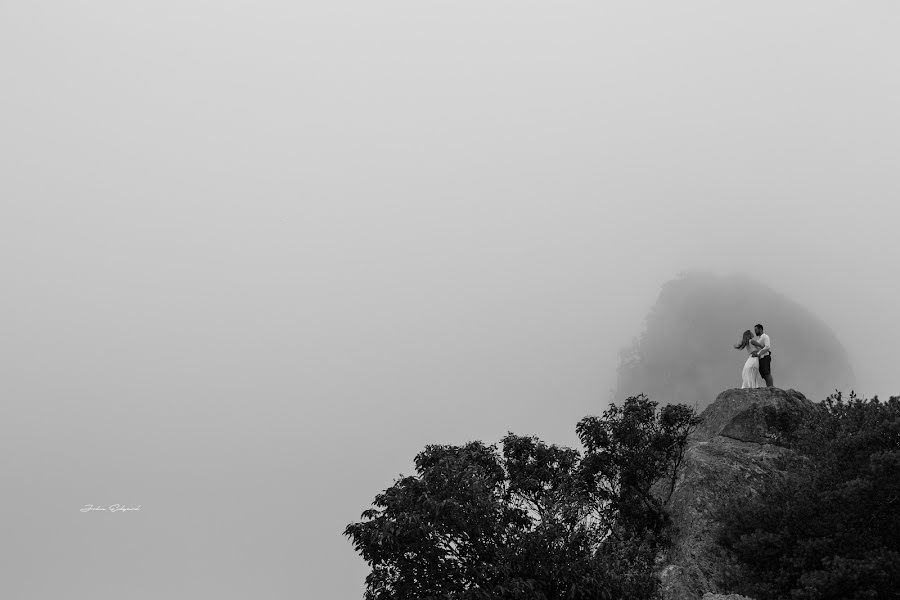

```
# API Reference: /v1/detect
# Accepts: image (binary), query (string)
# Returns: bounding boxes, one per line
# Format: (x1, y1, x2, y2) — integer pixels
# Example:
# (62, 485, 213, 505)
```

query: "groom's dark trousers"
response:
(759, 355, 773, 387)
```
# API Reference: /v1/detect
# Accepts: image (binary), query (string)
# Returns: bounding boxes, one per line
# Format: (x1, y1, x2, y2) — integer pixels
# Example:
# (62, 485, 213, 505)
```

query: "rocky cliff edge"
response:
(656, 387, 819, 600)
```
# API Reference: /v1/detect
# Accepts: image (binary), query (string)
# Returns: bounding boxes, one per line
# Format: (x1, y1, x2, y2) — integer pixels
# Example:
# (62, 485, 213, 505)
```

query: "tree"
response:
(576, 396, 701, 542)
(718, 392, 900, 600)
(344, 396, 700, 600)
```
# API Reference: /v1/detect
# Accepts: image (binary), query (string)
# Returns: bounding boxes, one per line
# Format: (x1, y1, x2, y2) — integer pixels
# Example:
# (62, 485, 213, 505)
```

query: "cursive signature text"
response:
(80, 504, 142, 513)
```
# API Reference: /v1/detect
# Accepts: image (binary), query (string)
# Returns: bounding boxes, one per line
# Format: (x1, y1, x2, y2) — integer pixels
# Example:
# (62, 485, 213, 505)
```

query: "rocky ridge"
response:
(656, 387, 819, 600)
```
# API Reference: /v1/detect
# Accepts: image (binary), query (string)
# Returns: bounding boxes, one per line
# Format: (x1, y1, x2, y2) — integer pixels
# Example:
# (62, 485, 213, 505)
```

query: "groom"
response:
(751, 323, 773, 387)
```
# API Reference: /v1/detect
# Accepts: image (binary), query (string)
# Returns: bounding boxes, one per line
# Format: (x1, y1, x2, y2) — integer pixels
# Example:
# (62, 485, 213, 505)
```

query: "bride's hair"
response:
(734, 329, 753, 350)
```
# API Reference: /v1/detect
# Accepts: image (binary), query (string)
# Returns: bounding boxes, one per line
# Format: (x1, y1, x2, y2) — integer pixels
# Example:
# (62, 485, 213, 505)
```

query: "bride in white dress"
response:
(735, 329, 763, 388)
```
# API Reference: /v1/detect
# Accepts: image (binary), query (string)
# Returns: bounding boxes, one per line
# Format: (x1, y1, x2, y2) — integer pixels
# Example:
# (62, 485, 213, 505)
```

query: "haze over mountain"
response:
(2, 2, 897, 599)
(615, 272, 856, 409)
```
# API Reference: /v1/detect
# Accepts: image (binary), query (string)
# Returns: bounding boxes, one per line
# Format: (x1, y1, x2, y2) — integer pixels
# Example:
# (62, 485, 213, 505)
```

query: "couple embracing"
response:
(735, 323, 773, 389)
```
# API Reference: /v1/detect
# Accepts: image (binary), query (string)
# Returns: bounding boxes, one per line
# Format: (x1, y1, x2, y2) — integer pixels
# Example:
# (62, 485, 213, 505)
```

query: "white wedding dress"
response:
(741, 338, 764, 389)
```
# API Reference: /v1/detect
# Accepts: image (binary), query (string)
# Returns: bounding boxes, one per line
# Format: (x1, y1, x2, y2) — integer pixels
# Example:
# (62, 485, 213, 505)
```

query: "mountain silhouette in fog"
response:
(615, 272, 856, 408)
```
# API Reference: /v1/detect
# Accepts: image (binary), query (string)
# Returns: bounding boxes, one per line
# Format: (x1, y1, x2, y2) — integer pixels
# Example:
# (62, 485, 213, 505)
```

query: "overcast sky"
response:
(2, 2, 898, 599)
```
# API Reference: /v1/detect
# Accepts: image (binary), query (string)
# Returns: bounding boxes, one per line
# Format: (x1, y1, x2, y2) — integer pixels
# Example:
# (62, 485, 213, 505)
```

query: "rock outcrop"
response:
(656, 387, 819, 600)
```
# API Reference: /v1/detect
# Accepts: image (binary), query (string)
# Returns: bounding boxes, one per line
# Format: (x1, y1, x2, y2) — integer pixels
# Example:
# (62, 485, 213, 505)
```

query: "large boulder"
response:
(656, 387, 819, 600)
(696, 387, 817, 445)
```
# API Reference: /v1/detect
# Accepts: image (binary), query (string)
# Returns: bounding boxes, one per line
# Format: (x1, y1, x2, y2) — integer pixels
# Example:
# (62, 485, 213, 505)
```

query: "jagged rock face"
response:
(656, 387, 819, 600)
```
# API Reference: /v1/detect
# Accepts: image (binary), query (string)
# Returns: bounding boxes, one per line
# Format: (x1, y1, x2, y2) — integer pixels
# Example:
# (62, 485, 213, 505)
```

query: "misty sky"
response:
(2, 2, 898, 599)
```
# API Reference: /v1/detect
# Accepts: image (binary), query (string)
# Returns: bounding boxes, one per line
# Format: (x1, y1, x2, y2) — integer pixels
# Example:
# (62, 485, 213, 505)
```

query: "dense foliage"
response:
(719, 392, 900, 600)
(344, 395, 700, 600)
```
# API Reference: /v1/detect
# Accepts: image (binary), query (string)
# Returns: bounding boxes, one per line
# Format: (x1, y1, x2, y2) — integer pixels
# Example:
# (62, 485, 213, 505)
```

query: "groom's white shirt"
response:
(757, 333, 771, 358)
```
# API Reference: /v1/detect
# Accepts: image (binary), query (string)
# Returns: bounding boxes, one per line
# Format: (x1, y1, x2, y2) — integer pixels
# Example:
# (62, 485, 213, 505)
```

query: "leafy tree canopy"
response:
(345, 395, 700, 600)
(719, 392, 900, 600)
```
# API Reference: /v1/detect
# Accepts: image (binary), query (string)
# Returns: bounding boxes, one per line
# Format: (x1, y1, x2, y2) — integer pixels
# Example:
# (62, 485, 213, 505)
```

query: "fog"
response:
(2, 2, 898, 599)
(614, 272, 858, 409)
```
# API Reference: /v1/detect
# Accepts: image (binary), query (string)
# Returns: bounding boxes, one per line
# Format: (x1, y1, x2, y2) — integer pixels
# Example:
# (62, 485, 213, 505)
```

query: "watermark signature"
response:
(80, 504, 142, 513)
